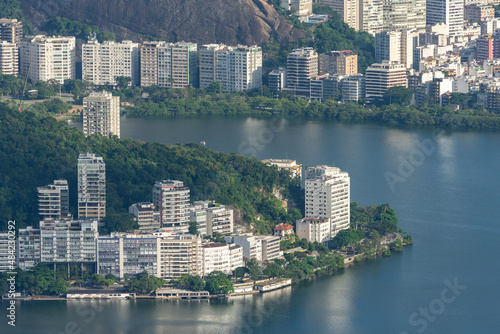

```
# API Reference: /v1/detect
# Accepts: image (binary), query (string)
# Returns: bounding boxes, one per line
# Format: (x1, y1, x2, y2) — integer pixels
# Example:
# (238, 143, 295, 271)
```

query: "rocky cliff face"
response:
(21, 0, 304, 45)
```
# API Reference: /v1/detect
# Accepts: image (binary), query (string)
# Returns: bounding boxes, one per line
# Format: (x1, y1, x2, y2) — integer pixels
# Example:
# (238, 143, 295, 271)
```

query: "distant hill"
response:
(20, 0, 305, 45)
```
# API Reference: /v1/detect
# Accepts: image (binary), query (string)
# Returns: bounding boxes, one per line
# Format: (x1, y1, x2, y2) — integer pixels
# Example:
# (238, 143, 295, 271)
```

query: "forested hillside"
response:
(0, 103, 303, 233)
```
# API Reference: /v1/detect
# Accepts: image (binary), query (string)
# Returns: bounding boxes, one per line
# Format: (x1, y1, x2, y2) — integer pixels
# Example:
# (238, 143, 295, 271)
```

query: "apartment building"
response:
(128, 202, 161, 231)
(140, 41, 161, 87)
(199, 44, 262, 92)
(0, 18, 22, 44)
(268, 67, 287, 96)
(229, 236, 263, 261)
(260, 236, 282, 262)
(296, 217, 332, 244)
(261, 159, 303, 179)
(206, 205, 233, 236)
(319, 0, 359, 30)
(0, 41, 18, 75)
(0, 232, 10, 272)
(152, 180, 190, 232)
(319, 50, 358, 76)
(20, 35, 75, 83)
(158, 233, 202, 280)
(78, 153, 106, 221)
(83, 91, 120, 138)
(305, 165, 350, 236)
(17, 227, 41, 270)
(201, 243, 232, 276)
(365, 61, 407, 102)
(426, 0, 464, 37)
(375, 31, 402, 63)
(188, 201, 209, 236)
(342, 74, 366, 102)
(82, 39, 139, 86)
(37, 180, 69, 220)
(286, 48, 318, 98)
(39, 219, 98, 263)
(97, 233, 161, 278)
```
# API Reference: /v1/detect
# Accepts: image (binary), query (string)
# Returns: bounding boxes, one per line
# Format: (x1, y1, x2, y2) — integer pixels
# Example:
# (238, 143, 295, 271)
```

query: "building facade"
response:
(199, 44, 262, 92)
(261, 159, 303, 179)
(17, 227, 41, 270)
(0, 18, 22, 44)
(426, 0, 464, 37)
(286, 48, 319, 98)
(97, 233, 160, 278)
(20, 35, 76, 83)
(319, 50, 358, 76)
(0, 41, 18, 75)
(305, 165, 350, 236)
(78, 153, 106, 221)
(152, 180, 190, 232)
(83, 91, 121, 138)
(320, 0, 359, 30)
(296, 217, 332, 244)
(365, 61, 408, 101)
(37, 180, 69, 220)
(158, 233, 202, 280)
(206, 205, 233, 236)
(128, 202, 161, 231)
(82, 39, 139, 86)
(39, 219, 98, 263)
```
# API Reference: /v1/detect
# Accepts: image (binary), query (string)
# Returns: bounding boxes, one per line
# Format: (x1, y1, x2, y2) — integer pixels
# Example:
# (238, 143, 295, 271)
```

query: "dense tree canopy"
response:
(0, 103, 302, 231)
(204, 271, 233, 295)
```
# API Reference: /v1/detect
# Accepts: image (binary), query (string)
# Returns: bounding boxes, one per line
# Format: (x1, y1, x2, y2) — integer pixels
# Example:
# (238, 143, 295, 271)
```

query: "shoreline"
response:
(2, 245, 410, 303)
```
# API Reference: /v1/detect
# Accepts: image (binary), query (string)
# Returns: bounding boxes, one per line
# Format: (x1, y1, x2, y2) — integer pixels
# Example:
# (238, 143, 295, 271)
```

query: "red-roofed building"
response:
(273, 223, 294, 237)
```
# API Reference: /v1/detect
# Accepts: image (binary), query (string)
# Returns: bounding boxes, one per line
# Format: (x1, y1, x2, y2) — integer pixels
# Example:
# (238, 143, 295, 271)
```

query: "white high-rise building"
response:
(0, 41, 18, 75)
(37, 180, 70, 220)
(82, 39, 139, 86)
(78, 153, 106, 221)
(384, 0, 426, 32)
(375, 30, 418, 69)
(375, 31, 402, 63)
(83, 91, 120, 138)
(360, 0, 385, 35)
(20, 35, 75, 83)
(152, 180, 190, 232)
(199, 44, 262, 92)
(305, 165, 350, 236)
(39, 219, 98, 263)
(365, 61, 408, 101)
(201, 243, 232, 276)
(426, 0, 464, 37)
(286, 48, 318, 98)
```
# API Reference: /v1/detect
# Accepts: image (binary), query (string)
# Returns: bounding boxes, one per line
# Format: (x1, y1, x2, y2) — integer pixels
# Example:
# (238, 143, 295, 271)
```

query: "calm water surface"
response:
(3, 116, 499, 333)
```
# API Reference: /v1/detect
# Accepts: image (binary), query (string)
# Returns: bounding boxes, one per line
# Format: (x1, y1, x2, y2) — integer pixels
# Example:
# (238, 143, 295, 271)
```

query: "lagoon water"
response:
(3, 116, 500, 333)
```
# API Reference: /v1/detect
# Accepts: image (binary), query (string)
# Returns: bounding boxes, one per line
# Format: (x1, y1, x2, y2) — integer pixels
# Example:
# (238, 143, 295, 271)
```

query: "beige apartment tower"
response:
(319, 50, 358, 75)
